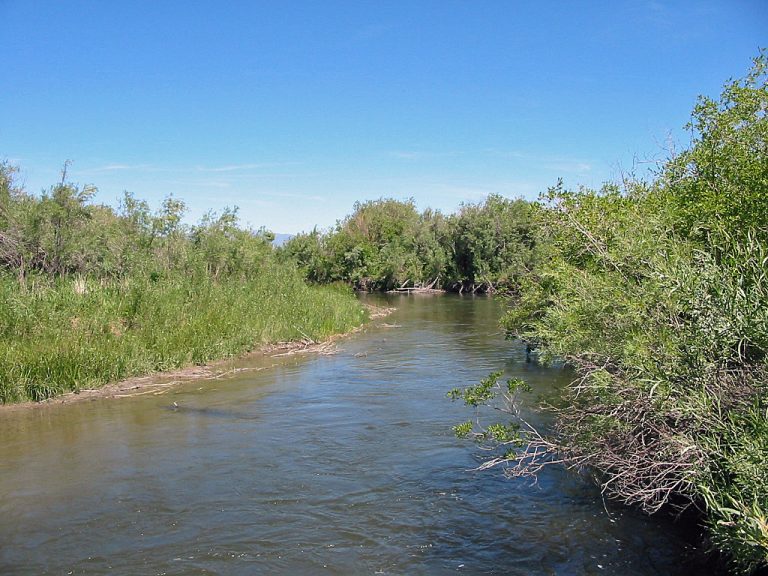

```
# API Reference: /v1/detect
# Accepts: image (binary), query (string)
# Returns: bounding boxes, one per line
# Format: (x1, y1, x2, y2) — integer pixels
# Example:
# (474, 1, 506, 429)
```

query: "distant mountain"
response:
(271, 233, 293, 247)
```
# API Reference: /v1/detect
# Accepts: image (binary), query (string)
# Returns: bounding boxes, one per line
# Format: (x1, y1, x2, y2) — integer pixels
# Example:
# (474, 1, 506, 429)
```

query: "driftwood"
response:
(453, 280, 497, 295)
(387, 286, 443, 294)
(387, 276, 443, 294)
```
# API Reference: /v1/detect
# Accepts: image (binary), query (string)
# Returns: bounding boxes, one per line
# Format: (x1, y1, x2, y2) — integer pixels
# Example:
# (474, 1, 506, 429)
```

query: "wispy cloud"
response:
(417, 179, 540, 203)
(260, 190, 324, 202)
(78, 163, 161, 174)
(96, 163, 134, 171)
(186, 180, 232, 189)
(386, 150, 461, 161)
(484, 149, 593, 174)
(79, 161, 300, 175)
(483, 149, 527, 160)
(194, 162, 299, 173)
(546, 161, 592, 173)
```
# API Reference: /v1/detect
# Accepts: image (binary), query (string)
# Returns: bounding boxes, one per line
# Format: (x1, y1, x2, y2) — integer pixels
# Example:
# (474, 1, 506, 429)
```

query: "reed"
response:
(0, 268, 366, 404)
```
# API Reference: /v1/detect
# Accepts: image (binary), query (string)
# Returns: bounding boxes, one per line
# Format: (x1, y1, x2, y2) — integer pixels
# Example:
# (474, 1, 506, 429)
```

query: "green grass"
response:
(0, 268, 367, 404)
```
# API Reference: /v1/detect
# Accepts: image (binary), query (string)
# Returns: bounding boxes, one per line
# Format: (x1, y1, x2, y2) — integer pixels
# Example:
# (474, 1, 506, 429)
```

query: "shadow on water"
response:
(0, 293, 715, 575)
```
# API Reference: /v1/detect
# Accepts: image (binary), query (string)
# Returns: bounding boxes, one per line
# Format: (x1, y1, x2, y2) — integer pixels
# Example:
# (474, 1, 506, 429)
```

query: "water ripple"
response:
(0, 295, 704, 575)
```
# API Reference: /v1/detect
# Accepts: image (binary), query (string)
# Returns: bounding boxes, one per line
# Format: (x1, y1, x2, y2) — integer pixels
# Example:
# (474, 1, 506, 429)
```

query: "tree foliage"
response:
(278, 194, 539, 293)
(0, 170, 274, 282)
(665, 50, 768, 237)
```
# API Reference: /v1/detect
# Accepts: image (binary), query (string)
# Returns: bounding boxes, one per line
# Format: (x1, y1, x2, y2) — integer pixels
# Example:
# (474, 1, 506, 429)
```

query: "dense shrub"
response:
(279, 194, 539, 293)
(452, 52, 768, 573)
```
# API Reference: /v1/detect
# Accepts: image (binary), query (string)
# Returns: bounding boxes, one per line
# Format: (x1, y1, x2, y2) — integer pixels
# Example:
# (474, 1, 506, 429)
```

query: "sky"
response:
(1, 1, 766, 233)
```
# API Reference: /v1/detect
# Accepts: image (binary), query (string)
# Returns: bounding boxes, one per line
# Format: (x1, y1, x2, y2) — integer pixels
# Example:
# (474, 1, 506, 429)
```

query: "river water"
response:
(1, 295, 705, 575)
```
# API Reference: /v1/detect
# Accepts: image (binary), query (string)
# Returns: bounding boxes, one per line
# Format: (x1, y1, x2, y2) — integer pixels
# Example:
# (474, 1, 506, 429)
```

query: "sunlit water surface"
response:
(1, 295, 706, 575)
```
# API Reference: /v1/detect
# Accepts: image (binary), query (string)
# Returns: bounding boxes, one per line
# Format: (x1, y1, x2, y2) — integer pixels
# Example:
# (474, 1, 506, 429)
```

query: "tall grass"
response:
(0, 266, 366, 404)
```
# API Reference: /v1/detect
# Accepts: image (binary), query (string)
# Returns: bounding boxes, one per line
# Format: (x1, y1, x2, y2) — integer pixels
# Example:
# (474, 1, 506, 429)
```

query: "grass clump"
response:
(0, 264, 365, 405)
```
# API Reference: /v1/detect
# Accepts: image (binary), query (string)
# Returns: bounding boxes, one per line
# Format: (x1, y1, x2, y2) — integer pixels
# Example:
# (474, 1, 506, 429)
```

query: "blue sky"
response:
(2, 1, 766, 233)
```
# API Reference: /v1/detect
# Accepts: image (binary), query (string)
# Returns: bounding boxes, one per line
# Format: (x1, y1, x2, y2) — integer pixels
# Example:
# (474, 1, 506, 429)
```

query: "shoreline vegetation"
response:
(0, 270, 370, 405)
(449, 53, 768, 574)
(0, 302, 395, 412)
(276, 193, 539, 294)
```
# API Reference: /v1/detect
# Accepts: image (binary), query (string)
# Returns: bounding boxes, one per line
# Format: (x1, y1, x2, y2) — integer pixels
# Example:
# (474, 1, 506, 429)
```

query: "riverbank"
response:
(0, 269, 380, 405)
(1, 301, 395, 411)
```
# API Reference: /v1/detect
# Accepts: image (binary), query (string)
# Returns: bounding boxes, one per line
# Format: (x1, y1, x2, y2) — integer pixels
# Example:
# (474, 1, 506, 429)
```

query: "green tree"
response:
(665, 49, 768, 239)
(450, 194, 538, 292)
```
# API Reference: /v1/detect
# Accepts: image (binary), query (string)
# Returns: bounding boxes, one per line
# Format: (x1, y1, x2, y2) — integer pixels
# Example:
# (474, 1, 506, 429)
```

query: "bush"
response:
(452, 52, 768, 573)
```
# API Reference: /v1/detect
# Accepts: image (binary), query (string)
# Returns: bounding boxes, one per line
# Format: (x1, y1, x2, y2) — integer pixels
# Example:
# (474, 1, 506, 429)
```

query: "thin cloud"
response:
(485, 149, 593, 173)
(82, 163, 133, 172)
(79, 161, 300, 175)
(387, 150, 460, 160)
(545, 161, 592, 173)
(195, 162, 299, 173)
(79, 163, 160, 174)
(262, 191, 324, 202)
(187, 180, 232, 189)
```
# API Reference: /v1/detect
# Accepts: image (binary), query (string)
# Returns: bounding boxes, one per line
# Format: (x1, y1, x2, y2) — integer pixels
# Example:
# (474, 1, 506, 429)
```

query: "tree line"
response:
(0, 163, 276, 282)
(277, 194, 539, 293)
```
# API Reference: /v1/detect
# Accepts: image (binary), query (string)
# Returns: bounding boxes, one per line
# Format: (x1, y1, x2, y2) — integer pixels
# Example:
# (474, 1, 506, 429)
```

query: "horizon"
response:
(2, 1, 766, 234)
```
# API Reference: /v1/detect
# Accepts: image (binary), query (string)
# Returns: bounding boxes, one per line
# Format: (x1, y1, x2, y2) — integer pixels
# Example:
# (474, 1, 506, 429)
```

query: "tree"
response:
(665, 49, 768, 239)
(450, 194, 539, 292)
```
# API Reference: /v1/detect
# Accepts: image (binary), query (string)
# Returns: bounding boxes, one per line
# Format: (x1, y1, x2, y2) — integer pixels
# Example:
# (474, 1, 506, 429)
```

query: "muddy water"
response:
(1, 295, 703, 575)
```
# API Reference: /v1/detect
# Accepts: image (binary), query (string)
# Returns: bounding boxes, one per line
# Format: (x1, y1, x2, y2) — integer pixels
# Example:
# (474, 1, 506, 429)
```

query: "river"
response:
(0, 294, 706, 575)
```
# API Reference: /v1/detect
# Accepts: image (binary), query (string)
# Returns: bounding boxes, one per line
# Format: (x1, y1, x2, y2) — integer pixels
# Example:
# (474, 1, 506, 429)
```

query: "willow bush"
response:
(278, 194, 539, 293)
(451, 52, 768, 573)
